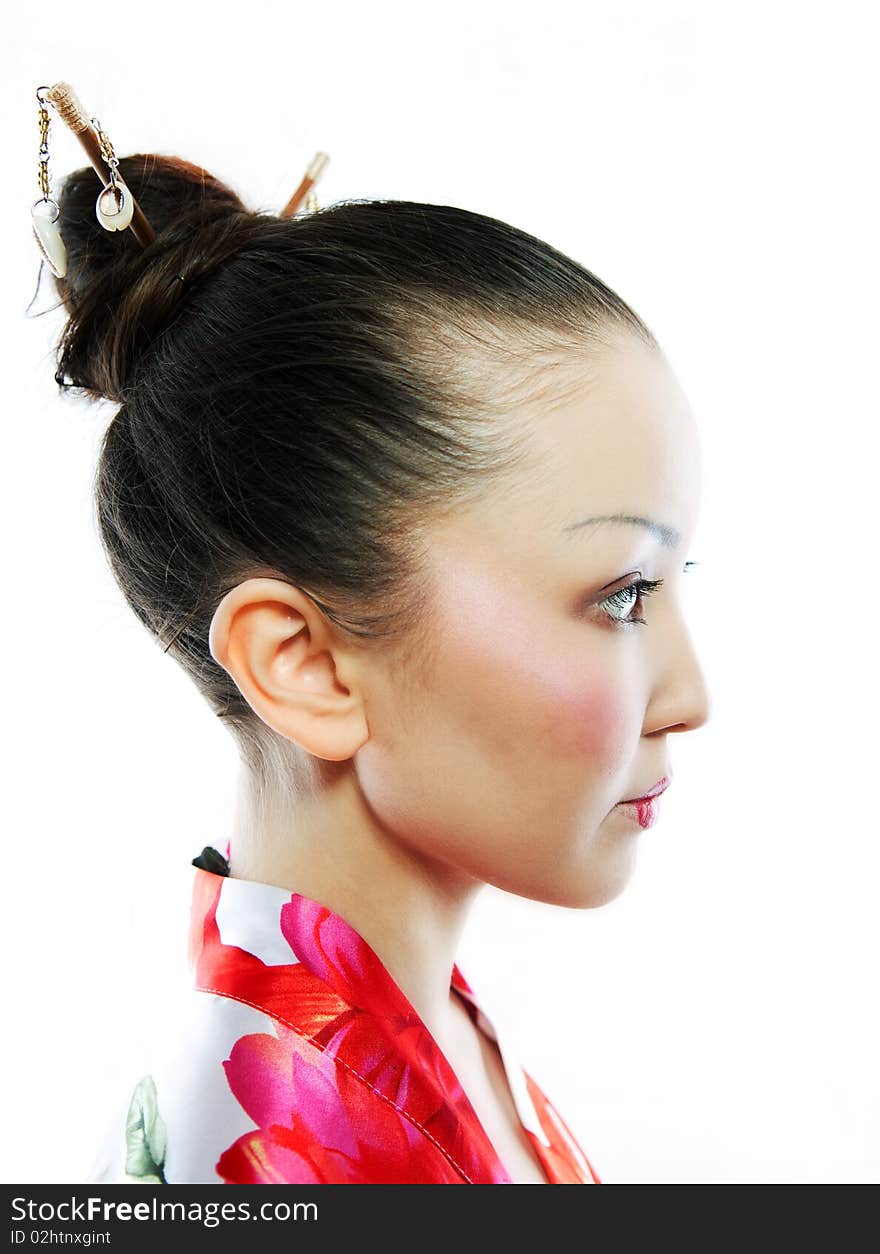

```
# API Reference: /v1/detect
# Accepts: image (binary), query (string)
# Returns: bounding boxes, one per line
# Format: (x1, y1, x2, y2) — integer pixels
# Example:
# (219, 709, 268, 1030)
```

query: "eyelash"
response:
(598, 560, 699, 629)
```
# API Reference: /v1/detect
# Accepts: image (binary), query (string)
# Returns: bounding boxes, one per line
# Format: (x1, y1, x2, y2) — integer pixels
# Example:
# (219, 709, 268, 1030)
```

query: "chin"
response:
(492, 848, 639, 910)
(555, 842, 641, 908)
(537, 875, 633, 910)
(571, 876, 633, 909)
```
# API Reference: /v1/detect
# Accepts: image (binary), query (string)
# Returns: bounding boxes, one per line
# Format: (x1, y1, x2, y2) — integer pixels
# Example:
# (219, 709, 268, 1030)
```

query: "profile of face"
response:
(210, 333, 710, 910)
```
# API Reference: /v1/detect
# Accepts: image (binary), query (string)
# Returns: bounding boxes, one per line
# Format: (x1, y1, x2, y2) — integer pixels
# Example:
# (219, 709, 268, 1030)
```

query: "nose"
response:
(644, 615, 712, 736)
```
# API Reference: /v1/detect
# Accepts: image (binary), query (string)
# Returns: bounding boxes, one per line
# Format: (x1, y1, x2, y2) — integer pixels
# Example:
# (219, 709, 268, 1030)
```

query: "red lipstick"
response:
(617, 776, 671, 829)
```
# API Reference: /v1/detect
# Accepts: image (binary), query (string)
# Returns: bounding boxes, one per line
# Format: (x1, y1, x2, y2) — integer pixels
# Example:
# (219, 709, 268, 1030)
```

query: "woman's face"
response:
(357, 333, 711, 908)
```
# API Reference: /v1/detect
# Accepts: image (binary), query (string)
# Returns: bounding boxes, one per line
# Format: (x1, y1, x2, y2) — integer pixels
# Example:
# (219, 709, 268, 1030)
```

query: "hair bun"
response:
(47, 153, 260, 403)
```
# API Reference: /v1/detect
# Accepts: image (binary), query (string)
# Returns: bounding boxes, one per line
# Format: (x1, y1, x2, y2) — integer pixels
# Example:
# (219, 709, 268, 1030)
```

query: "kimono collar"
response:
(188, 843, 477, 1019)
(187, 843, 599, 1184)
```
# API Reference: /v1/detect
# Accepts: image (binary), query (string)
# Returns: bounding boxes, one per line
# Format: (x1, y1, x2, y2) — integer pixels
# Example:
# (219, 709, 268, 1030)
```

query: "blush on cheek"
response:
(463, 605, 628, 770)
(427, 552, 630, 772)
(538, 667, 630, 765)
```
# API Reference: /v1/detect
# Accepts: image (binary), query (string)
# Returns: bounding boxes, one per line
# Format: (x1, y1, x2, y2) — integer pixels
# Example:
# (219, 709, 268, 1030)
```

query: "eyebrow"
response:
(562, 513, 682, 549)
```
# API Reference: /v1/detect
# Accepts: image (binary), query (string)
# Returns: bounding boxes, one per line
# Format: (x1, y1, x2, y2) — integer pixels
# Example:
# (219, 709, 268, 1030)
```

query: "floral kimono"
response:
(87, 844, 601, 1185)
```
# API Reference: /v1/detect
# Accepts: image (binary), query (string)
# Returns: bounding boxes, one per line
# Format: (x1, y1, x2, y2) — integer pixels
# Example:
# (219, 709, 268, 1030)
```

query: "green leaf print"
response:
(123, 1075, 168, 1183)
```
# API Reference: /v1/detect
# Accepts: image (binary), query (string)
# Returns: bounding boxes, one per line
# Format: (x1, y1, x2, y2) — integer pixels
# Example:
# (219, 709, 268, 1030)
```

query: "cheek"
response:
(427, 565, 632, 772)
(496, 635, 632, 779)
(538, 663, 631, 764)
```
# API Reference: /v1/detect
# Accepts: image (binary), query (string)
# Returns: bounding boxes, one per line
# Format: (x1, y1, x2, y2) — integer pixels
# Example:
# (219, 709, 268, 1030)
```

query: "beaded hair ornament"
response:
(31, 80, 329, 278)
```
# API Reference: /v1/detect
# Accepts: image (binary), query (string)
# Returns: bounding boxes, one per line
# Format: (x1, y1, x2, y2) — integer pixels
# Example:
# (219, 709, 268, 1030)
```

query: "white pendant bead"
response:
(31, 209, 68, 278)
(96, 178, 135, 231)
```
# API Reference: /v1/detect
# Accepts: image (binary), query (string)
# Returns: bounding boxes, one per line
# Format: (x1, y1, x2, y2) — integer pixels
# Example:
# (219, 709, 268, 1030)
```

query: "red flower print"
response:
(216, 1023, 465, 1184)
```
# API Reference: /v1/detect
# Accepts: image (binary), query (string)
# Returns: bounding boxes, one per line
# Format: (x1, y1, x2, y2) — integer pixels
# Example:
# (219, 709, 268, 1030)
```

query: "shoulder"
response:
(86, 984, 465, 1185)
(87, 989, 314, 1184)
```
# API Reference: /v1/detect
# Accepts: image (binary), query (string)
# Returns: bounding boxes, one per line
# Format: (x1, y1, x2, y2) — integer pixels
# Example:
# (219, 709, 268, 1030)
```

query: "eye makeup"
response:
(599, 577, 664, 627)
(595, 559, 700, 629)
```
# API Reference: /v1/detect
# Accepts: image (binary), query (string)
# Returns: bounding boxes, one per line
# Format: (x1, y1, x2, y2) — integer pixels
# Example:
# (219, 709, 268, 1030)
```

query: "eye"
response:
(599, 577, 664, 627)
(597, 560, 699, 628)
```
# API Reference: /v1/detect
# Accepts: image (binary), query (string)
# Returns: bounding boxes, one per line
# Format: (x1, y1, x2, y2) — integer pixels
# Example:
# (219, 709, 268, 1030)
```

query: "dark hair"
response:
(37, 153, 658, 786)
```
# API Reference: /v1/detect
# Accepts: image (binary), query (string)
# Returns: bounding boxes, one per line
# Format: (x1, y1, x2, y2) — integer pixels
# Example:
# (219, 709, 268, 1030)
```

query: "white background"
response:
(4, 0, 878, 1184)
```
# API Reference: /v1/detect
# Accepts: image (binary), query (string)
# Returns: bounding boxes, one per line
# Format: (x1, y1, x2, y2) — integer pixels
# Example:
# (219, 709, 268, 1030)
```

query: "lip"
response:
(619, 774, 672, 804)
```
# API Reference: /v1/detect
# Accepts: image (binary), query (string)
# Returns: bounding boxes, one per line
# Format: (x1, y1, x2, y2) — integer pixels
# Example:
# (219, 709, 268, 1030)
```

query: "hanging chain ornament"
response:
(91, 114, 135, 232)
(30, 81, 157, 283)
(31, 87, 67, 277)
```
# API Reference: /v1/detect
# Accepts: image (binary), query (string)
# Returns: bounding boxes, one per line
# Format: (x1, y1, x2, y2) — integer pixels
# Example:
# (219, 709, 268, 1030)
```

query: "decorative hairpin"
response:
(32, 80, 330, 280)
(278, 151, 330, 218)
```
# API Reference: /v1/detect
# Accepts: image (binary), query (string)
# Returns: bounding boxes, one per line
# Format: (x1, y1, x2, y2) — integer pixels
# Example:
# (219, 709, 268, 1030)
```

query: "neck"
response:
(227, 760, 484, 1045)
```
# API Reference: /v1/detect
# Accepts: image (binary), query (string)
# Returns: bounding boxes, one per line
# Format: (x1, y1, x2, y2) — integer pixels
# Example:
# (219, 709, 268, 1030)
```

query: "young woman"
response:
(45, 156, 709, 1183)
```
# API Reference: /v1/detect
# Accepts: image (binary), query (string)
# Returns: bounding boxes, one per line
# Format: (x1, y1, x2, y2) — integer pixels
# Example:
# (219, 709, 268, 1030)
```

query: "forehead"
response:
(423, 336, 701, 582)
(496, 336, 701, 544)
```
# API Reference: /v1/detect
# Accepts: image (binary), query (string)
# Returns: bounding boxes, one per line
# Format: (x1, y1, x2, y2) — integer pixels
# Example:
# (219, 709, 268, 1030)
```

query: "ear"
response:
(208, 577, 369, 762)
